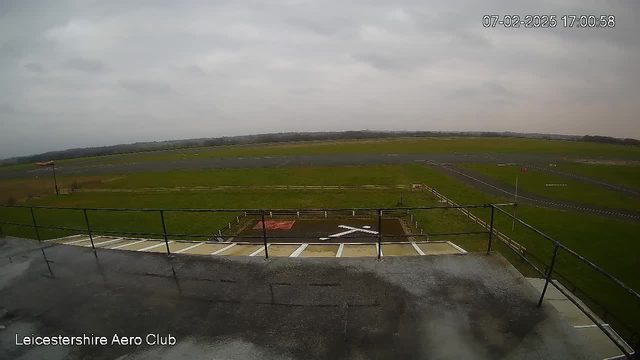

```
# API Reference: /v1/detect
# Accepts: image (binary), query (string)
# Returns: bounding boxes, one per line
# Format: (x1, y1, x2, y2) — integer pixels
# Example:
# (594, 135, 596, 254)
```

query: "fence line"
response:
(421, 184, 527, 255)
(64, 184, 410, 193)
(1, 194, 637, 356)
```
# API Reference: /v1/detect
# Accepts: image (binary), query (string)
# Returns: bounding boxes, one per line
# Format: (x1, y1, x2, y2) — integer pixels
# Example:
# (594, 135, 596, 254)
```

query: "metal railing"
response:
(0, 203, 506, 259)
(491, 205, 638, 359)
(0, 202, 637, 358)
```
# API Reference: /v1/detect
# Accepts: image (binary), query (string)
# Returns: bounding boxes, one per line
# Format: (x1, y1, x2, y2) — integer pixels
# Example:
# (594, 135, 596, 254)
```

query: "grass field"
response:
(0, 174, 115, 204)
(110, 137, 640, 163)
(1, 162, 639, 341)
(460, 164, 640, 212)
(557, 163, 640, 190)
(87, 166, 428, 188)
(4, 137, 639, 170)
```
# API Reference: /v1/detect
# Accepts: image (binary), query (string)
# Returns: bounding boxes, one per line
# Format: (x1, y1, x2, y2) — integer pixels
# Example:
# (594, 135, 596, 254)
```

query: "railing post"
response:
(377, 209, 382, 260)
(159, 210, 170, 255)
(487, 205, 495, 253)
(537, 244, 560, 307)
(30, 207, 41, 242)
(83, 209, 96, 252)
(261, 211, 269, 259)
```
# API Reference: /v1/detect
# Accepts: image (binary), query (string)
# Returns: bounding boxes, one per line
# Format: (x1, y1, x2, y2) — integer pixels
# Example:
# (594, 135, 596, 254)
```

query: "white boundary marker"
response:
(411, 242, 425, 256)
(138, 241, 172, 252)
(92, 238, 124, 247)
(336, 243, 345, 257)
(45, 234, 84, 242)
(249, 244, 270, 257)
(574, 324, 609, 329)
(111, 239, 146, 249)
(290, 244, 309, 257)
(175, 242, 204, 254)
(211, 243, 236, 255)
(447, 241, 468, 254)
(63, 237, 94, 245)
(603, 355, 629, 360)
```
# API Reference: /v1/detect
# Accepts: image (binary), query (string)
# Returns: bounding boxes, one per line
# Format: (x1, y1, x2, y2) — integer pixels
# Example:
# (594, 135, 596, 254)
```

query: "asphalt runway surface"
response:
(429, 164, 640, 222)
(521, 163, 640, 198)
(0, 237, 597, 360)
(0, 152, 593, 180)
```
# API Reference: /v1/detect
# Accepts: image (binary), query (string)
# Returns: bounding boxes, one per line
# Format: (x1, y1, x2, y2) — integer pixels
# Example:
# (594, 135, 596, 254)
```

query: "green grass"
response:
(558, 163, 640, 190)
(0, 189, 487, 246)
(18, 137, 640, 167)
(0, 174, 114, 204)
(0, 163, 34, 172)
(91, 166, 426, 188)
(1, 163, 639, 341)
(461, 164, 640, 212)
(110, 137, 640, 159)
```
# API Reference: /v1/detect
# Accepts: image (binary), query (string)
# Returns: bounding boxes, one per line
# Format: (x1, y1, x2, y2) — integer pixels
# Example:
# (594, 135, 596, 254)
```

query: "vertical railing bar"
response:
(30, 207, 41, 242)
(537, 244, 560, 307)
(160, 210, 170, 255)
(261, 211, 269, 259)
(487, 205, 495, 253)
(377, 209, 382, 260)
(83, 209, 96, 253)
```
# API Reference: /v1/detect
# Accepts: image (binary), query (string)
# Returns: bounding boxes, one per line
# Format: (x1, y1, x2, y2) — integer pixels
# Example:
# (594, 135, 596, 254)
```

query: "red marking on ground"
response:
(253, 221, 296, 230)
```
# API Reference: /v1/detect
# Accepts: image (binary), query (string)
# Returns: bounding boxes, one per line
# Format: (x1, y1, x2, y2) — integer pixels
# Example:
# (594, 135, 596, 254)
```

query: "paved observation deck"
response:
(0, 236, 599, 359)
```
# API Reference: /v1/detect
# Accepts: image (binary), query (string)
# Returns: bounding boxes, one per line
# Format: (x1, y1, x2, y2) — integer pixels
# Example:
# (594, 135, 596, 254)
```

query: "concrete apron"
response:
(49, 235, 467, 258)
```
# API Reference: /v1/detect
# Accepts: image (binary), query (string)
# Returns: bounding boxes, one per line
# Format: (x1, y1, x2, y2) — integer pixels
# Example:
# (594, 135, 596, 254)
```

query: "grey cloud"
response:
(24, 62, 45, 73)
(64, 58, 106, 73)
(484, 82, 515, 98)
(450, 88, 483, 98)
(351, 52, 430, 72)
(185, 65, 205, 76)
(0, 103, 17, 114)
(0, 0, 638, 158)
(120, 80, 172, 95)
(450, 82, 516, 100)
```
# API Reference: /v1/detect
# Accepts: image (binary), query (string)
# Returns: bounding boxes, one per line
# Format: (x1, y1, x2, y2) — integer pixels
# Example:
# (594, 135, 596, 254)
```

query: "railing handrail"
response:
(0, 203, 515, 212)
(492, 204, 640, 303)
(0, 201, 636, 357)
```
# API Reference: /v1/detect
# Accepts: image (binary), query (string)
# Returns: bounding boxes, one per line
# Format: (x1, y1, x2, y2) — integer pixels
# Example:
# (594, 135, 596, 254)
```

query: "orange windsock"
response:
(36, 161, 55, 167)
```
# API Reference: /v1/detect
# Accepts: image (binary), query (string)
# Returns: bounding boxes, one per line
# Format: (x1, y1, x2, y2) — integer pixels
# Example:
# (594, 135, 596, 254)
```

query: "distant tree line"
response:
(580, 135, 640, 146)
(1, 130, 638, 166)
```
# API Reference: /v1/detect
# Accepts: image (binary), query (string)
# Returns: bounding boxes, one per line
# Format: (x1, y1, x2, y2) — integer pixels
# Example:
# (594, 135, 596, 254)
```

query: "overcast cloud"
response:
(1, 0, 639, 158)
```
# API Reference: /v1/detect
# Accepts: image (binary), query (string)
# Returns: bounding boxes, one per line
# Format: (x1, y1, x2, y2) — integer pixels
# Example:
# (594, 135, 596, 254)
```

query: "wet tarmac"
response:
(0, 236, 597, 360)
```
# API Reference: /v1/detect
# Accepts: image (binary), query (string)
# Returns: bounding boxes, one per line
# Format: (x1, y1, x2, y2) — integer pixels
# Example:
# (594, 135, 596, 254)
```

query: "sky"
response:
(1, 0, 639, 158)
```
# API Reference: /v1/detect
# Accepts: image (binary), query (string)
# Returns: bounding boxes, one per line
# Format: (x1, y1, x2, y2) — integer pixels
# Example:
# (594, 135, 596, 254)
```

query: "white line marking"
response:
(92, 238, 124, 247)
(46, 234, 84, 242)
(111, 239, 146, 249)
(336, 243, 345, 257)
(138, 241, 172, 252)
(175, 242, 204, 253)
(290, 244, 308, 257)
(412, 242, 425, 256)
(574, 324, 609, 329)
(329, 229, 360, 238)
(249, 245, 269, 257)
(337, 225, 379, 234)
(447, 241, 468, 254)
(442, 165, 640, 219)
(63, 237, 93, 245)
(211, 243, 236, 255)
